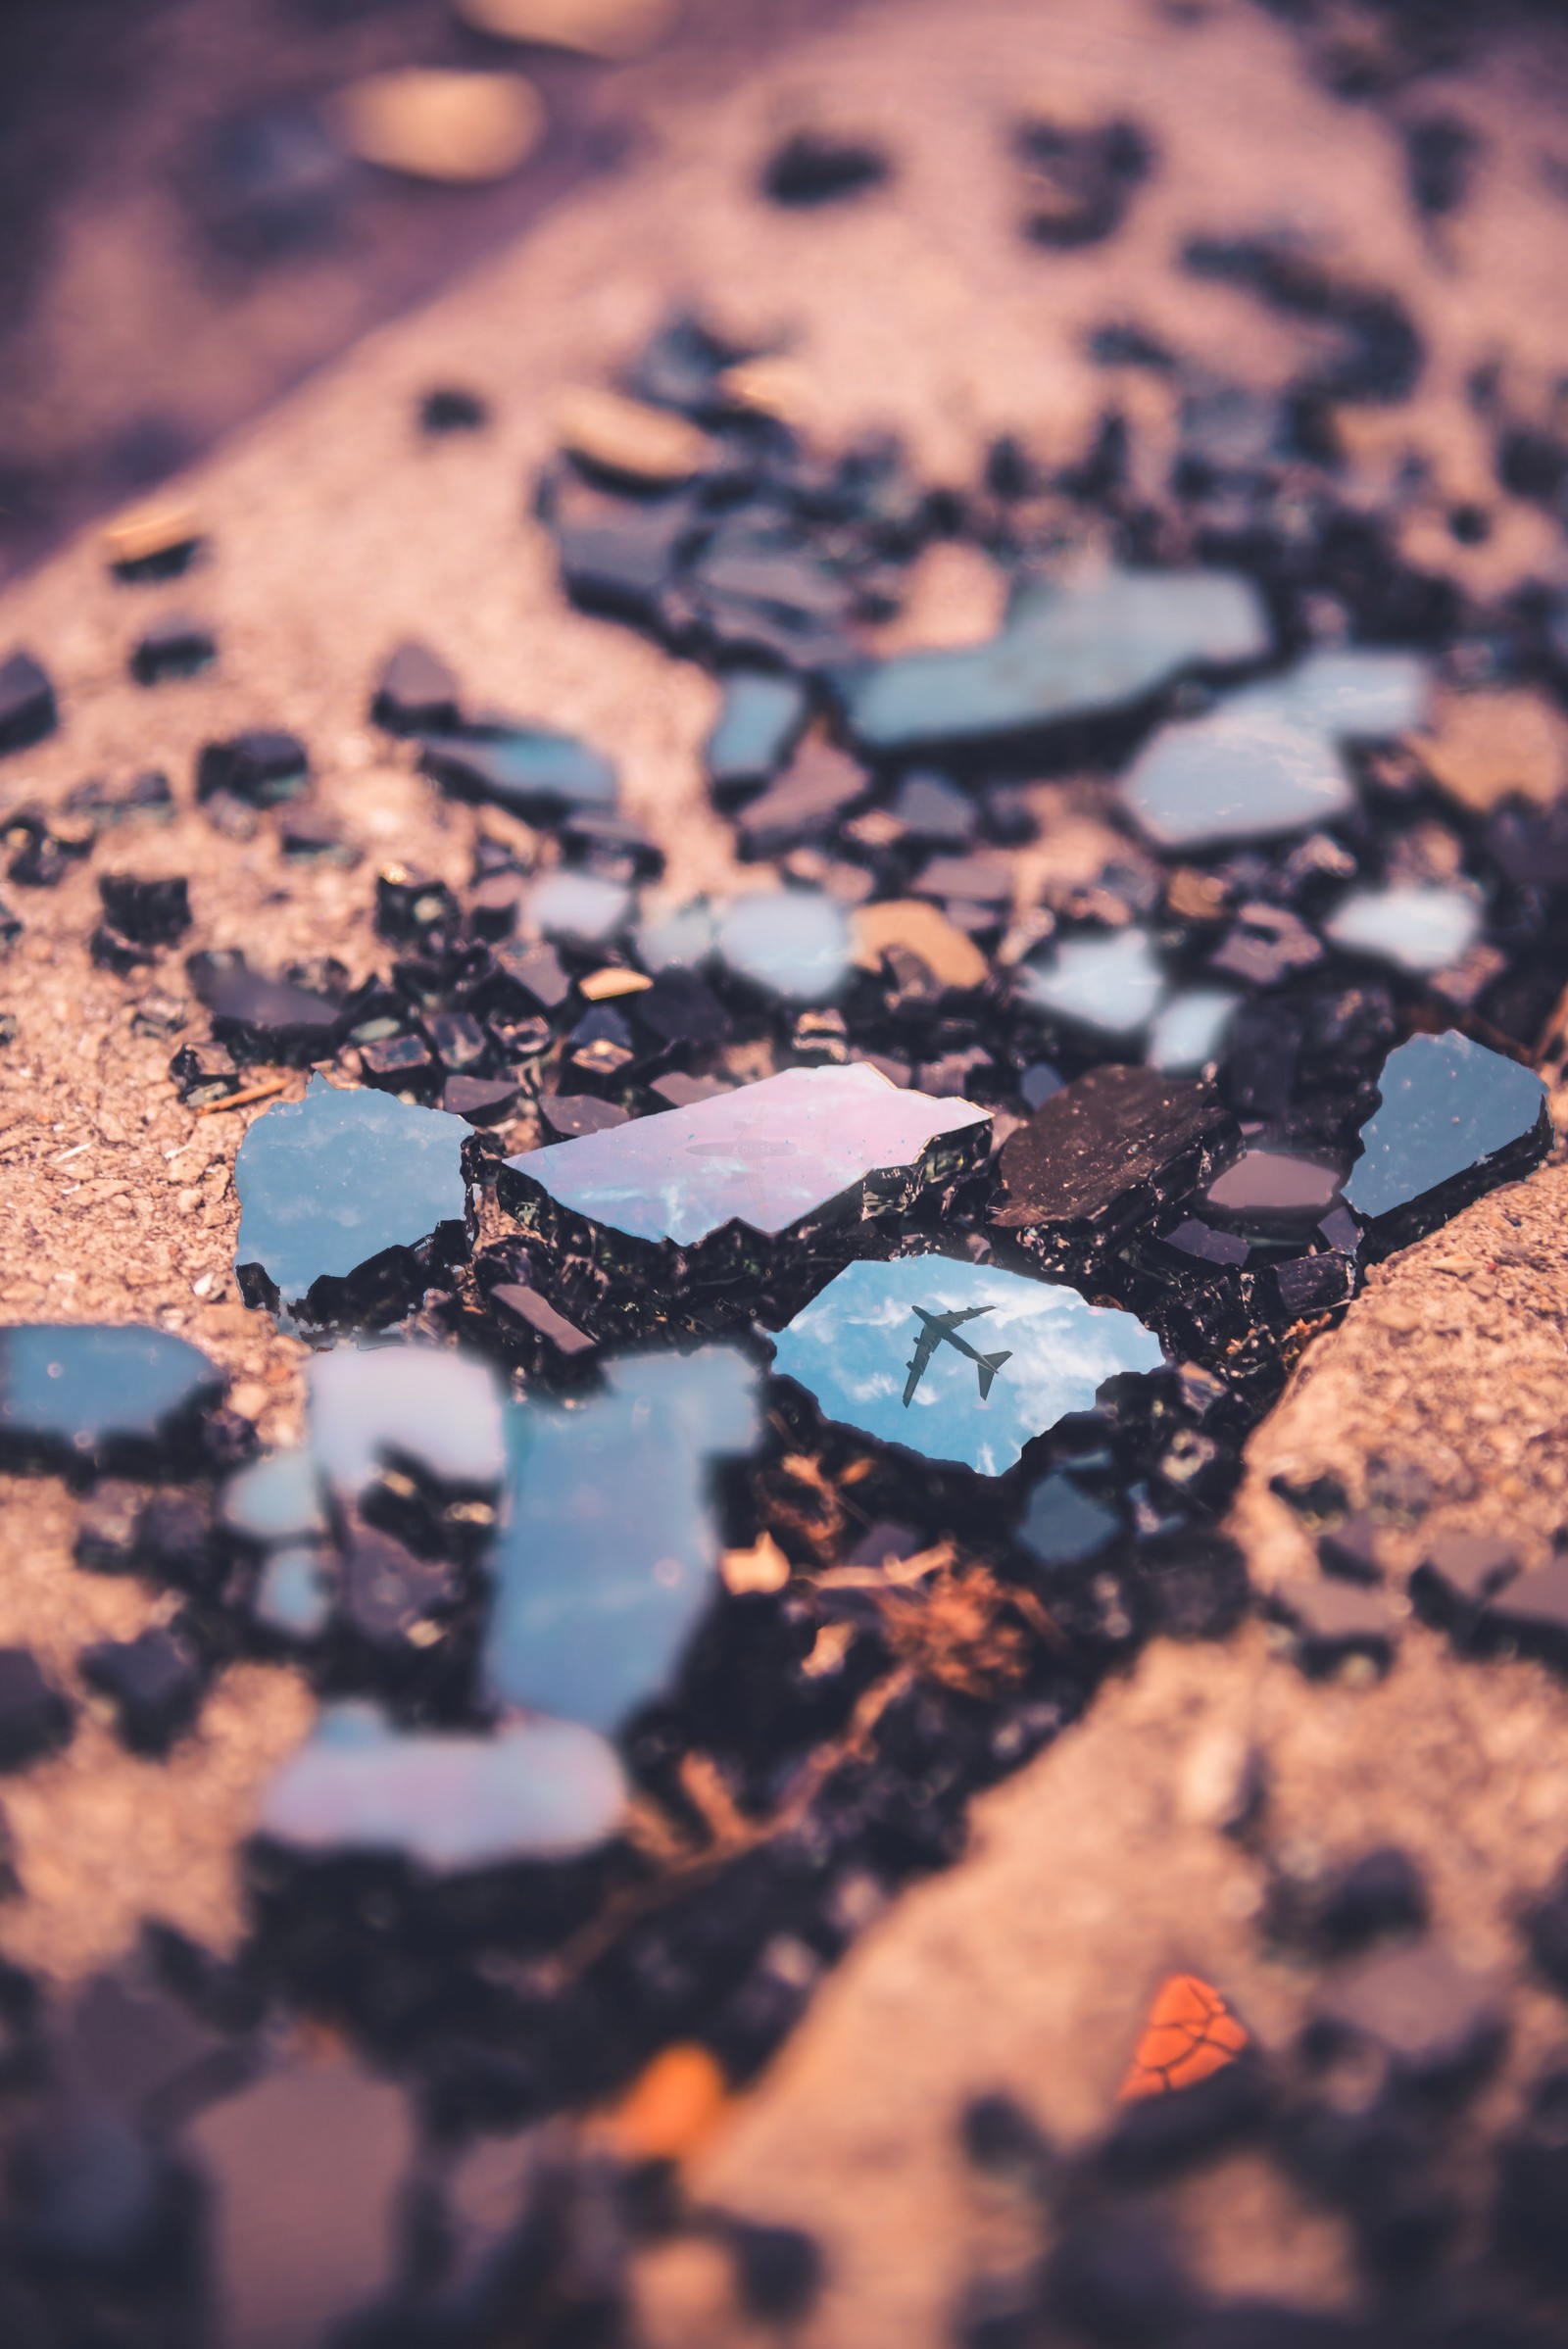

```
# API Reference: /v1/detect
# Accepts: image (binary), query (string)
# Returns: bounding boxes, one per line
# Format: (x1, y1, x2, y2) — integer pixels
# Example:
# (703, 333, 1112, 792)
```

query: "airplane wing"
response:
(903, 1330, 937, 1406)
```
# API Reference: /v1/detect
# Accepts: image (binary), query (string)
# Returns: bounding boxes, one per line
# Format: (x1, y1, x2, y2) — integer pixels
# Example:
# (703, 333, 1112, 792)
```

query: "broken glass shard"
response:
(196, 730, 309, 807)
(80, 1629, 203, 1755)
(420, 724, 616, 819)
(189, 956, 342, 1061)
(771, 1256, 1163, 1478)
(0, 649, 58, 756)
(1203, 1150, 1342, 1227)
(0, 1650, 74, 1770)
(715, 890, 853, 1003)
(254, 1547, 334, 1639)
(0, 1325, 223, 1475)
(636, 899, 719, 972)
(502, 1061, 988, 1256)
(705, 670, 808, 802)
(220, 1449, 325, 1545)
(735, 737, 868, 857)
(372, 641, 461, 735)
(994, 1063, 1239, 1269)
(891, 770, 977, 845)
(485, 1347, 760, 1732)
(1343, 1029, 1549, 1248)
(1016, 1471, 1121, 1569)
(233, 1075, 469, 1320)
(539, 1093, 628, 1140)
(307, 1345, 506, 1500)
(189, 2053, 415, 2349)
(261, 1702, 626, 1870)
(526, 870, 631, 946)
(1147, 989, 1239, 1075)
(130, 614, 216, 688)
(1323, 884, 1481, 975)
(1121, 651, 1430, 849)
(1018, 927, 1167, 1037)
(840, 564, 1269, 756)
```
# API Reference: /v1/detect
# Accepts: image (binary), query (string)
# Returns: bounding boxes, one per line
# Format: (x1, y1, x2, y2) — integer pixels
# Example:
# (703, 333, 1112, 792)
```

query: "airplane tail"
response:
(976, 1349, 1012, 1399)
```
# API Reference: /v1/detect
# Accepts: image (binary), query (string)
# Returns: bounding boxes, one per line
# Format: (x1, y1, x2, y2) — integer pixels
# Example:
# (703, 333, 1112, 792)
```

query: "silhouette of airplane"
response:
(903, 1304, 1012, 1407)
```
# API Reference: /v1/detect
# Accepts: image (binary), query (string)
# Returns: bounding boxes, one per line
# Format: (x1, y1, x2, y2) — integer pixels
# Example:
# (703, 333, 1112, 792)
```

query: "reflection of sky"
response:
(1020, 928, 1167, 1038)
(261, 1701, 626, 1870)
(485, 1347, 760, 1732)
(0, 1325, 218, 1448)
(235, 1077, 467, 1298)
(771, 1256, 1164, 1477)
(509, 1063, 989, 1246)
(1345, 1030, 1545, 1220)
(715, 890, 853, 1003)
(848, 564, 1270, 750)
(1324, 884, 1480, 975)
(1122, 649, 1431, 850)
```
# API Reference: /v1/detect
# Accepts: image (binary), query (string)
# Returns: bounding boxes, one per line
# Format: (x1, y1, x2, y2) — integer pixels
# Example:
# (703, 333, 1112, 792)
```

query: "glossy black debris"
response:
(419, 723, 616, 820)
(0, 1651, 73, 1772)
(129, 614, 216, 687)
(994, 1065, 1240, 1273)
(762, 129, 891, 207)
(0, 649, 57, 756)
(80, 1629, 204, 1757)
(98, 873, 190, 949)
(705, 668, 809, 801)
(371, 639, 462, 734)
(420, 385, 488, 433)
(195, 728, 309, 808)
(188, 954, 342, 1062)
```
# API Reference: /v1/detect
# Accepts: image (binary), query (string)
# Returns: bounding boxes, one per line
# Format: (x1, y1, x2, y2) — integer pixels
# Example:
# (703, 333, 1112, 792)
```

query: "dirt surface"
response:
(4, 0, 1568, 2325)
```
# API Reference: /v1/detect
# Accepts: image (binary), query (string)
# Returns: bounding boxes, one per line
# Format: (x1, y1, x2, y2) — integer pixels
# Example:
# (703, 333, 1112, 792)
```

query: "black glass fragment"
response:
(80, 1629, 204, 1756)
(195, 731, 309, 807)
(0, 650, 57, 757)
(129, 614, 216, 687)
(371, 640, 461, 735)
(0, 1651, 73, 1771)
(761, 130, 890, 209)
(993, 1065, 1240, 1273)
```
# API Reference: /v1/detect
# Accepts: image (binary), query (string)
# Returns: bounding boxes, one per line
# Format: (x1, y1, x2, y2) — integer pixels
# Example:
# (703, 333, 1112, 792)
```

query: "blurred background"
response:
(0, 0, 1558, 591)
(0, 0, 858, 588)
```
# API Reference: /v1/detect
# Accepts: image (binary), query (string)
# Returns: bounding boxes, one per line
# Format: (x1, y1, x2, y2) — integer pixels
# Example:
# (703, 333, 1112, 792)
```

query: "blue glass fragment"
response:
(260, 1701, 626, 1871)
(0, 1325, 222, 1470)
(1019, 927, 1167, 1037)
(220, 1449, 325, 1544)
(1344, 1029, 1549, 1235)
(1016, 1471, 1121, 1568)
(505, 1063, 989, 1248)
(842, 564, 1269, 754)
(233, 1076, 468, 1313)
(420, 726, 616, 818)
(715, 889, 853, 1003)
(1121, 650, 1430, 849)
(1324, 884, 1480, 975)
(770, 1256, 1164, 1477)
(484, 1348, 760, 1732)
(308, 1346, 507, 1499)
(305, 1352, 502, 1493)
(705, 670, 808, 799)
(254, 1547, 334, 1639)
(1147, 988, 1239, 1074)
(526, 870, 631, 947)
(635, 899, 718, 972)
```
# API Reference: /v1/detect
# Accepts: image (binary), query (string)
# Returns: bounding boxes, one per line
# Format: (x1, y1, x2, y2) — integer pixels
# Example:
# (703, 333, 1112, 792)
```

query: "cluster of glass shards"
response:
(12, 156, 1568, 2345)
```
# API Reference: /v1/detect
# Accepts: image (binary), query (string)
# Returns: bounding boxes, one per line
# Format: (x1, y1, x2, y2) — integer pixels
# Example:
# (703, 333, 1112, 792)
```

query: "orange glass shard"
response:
(1118, 1972, 1248, 2102)
(598, 2042, 729, 2162)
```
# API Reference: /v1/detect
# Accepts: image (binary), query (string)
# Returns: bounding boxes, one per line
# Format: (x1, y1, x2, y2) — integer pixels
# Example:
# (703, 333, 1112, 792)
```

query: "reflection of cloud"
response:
(773, 1258, 1163, 1477)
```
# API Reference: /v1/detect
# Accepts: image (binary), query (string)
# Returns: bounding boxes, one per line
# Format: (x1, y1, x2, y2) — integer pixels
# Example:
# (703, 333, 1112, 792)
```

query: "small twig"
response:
(197, 1076, 289, 1116)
